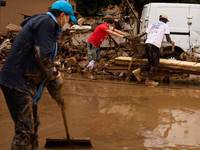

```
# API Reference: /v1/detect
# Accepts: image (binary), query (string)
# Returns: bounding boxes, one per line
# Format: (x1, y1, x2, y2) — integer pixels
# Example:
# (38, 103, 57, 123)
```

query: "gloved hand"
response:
(46, 71, 64, 107)
(50, 71, 63, 89)
(47, 66, 59, 81)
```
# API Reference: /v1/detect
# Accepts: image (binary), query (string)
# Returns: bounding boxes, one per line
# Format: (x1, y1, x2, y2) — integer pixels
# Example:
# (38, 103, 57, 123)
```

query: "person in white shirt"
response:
(132, 14, 174, 86)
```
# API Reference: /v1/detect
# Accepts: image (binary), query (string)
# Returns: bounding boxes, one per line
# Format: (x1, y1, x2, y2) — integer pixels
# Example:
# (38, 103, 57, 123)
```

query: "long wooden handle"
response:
(61, 104, 70, 140)
(128, 57, 133, 71)
(58, 90, 70, 140)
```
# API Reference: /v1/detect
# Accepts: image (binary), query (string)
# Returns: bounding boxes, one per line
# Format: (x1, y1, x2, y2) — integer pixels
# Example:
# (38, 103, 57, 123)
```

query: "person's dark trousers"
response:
(140, 43, 160, 79)
(0, 85, 40, 150)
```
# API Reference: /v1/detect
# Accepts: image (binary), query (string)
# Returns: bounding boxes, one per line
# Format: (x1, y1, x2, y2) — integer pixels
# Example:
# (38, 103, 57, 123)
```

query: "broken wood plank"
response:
(114, 57, 200, 71)
(105, 57, 200, 75)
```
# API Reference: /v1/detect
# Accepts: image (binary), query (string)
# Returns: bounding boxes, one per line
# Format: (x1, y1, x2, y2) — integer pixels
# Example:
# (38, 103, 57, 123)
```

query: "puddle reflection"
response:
(143, 108, 200, 149)
(62, 77, 200, 149)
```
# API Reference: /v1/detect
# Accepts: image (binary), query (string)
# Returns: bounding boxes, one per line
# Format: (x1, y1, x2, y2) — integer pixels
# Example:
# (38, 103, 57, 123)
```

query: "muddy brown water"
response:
(1, 74, 200, 150)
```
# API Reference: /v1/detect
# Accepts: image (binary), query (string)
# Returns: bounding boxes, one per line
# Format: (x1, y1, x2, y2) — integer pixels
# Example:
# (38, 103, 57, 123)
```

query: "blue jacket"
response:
(0, 13, 60, 101)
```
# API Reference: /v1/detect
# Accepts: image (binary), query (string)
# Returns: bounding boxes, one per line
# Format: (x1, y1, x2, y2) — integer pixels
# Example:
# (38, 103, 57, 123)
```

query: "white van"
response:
(140, 3, 200, 59)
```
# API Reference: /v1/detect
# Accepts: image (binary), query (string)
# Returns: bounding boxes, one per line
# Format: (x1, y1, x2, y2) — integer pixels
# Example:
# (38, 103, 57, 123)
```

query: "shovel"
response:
(44, 90, 92, 148)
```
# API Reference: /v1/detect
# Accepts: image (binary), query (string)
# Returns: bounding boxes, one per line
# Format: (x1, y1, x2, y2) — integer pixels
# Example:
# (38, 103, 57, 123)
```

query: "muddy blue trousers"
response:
(1, 85, 40, 150)
(140, 43, 160, 79)
(87, 42, 100, 61)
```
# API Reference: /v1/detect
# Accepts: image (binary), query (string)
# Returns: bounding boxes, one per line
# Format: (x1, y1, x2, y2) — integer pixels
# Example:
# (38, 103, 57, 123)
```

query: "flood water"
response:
(1, 74, 200, 150)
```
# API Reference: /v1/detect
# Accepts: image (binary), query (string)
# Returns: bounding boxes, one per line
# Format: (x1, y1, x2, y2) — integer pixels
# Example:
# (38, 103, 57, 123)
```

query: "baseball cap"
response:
(159, 14, 169, 22)
(52, 0, 78, 24)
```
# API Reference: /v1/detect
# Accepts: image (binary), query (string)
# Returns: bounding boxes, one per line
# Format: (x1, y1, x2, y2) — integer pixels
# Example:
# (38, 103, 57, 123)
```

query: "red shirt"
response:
(88, 23, 111, 47)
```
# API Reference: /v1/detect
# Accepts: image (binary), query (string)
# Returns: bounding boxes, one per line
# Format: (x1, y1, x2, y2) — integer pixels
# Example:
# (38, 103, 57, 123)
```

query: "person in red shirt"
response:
(83, 19, 129, 79)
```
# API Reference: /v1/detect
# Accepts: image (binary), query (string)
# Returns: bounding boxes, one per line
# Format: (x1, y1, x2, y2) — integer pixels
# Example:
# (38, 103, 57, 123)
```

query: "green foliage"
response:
(75, 0, 200, 17)
(74, 0, 121, 16)
(127, 0, 200, 19)
(133, 0, 200, 16)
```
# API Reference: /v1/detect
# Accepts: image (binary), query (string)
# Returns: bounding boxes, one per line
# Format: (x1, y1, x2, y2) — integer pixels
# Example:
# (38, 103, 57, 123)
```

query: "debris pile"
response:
(0, 23, 22, 65)
(0, 15, 138, 77)
(189, 45, 200, 62)
(2, 14, 198, 79)
(0, 39, 12, 65)
(48, 14, 137, 76)
(56, 37, 137, 75)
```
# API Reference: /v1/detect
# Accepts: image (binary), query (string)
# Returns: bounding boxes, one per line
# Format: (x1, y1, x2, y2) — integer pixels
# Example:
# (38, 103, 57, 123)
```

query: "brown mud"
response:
(1, 74, 200, 150)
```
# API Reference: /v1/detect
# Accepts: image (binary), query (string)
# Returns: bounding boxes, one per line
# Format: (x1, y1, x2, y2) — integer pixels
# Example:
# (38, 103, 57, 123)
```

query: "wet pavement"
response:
(1, 74, 200, 150)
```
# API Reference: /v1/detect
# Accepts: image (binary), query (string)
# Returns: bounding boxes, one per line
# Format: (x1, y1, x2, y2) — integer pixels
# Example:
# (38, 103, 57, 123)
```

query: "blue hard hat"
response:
(52, 0, 78, 24)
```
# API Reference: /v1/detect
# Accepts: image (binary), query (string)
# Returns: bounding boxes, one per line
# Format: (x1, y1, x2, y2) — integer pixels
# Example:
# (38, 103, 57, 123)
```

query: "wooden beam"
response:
(104, 57, 200, 75)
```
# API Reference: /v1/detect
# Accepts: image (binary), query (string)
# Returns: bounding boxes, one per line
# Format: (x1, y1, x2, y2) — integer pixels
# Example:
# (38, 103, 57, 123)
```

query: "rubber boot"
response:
(145, 77, 159, 86)
(132, 68, 141, 82)
(88, 70, 97, 80)
(83, 67, 89, 74)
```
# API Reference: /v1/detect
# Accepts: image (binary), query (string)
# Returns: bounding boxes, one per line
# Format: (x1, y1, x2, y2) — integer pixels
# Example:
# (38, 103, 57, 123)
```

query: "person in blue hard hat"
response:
(0, 1, 77, 149)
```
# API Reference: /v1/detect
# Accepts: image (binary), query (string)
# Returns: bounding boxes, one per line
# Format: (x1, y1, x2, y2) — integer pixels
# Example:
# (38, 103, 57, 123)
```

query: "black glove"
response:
(46, 71, 63, 107)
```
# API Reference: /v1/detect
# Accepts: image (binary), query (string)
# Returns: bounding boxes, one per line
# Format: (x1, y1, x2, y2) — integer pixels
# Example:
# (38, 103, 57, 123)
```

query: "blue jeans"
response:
(1, 85, 40, 150)
(87, 42, 100, 61)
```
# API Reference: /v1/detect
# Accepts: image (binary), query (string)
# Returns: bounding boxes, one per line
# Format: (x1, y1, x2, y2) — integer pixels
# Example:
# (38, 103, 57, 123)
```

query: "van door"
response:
(139, 4, 150, 42)
(189, 5, 200, 53)
(140, 4, 150, 32)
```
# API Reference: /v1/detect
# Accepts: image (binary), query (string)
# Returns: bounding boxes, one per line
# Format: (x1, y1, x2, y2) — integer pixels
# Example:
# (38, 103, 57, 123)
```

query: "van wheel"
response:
(166, 54, 179, 60)
(163, 51, 180, 60)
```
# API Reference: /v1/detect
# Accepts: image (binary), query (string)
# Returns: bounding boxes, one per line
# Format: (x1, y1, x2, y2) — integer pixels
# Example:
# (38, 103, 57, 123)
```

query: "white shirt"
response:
(145, 21, 170, 48)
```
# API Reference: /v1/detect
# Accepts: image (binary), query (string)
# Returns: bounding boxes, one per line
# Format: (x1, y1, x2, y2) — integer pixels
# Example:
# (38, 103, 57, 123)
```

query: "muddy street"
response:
(1, 74, 200, 150)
